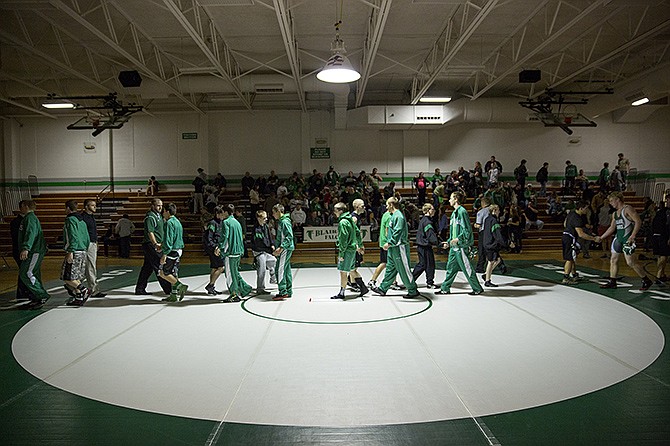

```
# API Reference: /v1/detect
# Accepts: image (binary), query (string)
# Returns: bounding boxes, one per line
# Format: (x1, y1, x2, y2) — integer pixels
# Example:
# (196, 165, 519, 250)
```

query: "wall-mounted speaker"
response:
(118, 70, 142, 88)
(519, 70, 541, 83)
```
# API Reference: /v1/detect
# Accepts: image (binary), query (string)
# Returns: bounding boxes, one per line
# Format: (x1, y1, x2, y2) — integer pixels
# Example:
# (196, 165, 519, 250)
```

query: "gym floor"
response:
(1, 252, 668, 445)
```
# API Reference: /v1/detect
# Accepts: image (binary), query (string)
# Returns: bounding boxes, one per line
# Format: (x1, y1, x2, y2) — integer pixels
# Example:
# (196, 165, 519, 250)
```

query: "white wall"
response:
(2, 106, 668, 185)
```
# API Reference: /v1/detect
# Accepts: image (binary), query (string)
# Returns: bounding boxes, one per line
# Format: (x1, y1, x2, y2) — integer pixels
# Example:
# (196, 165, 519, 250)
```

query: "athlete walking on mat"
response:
(436, 191, 483, 295)
(371, 197, 420, 298)
(332, 202, 369, 299)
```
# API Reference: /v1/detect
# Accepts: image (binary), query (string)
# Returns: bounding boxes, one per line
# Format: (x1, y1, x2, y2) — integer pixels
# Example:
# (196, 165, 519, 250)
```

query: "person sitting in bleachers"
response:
(146, 176, 158, 196)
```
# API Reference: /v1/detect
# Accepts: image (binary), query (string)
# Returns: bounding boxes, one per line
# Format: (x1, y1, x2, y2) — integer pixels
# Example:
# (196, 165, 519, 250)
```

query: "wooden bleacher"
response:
(0, 186, 649, 263)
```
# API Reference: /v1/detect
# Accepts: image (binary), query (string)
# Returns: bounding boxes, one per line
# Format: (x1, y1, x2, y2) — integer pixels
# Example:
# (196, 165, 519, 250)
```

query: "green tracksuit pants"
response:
(19, 252, 50, 301)
(275, 249, 293, 296)
(440, 246, 483, 293)
(224, 255, 252, 297)
(380, 245, 417, 294)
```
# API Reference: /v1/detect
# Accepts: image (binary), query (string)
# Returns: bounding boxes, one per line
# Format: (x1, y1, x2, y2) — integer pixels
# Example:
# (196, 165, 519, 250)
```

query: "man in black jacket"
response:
(536, 162, 549, 197)
(251, 210, 277, 294)
(481, 205, 513, 287)
(412, 203, 439, 288)
(203, 205, 225, 295)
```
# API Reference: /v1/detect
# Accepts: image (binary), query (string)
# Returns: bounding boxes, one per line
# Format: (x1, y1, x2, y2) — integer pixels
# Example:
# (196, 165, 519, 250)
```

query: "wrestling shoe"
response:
(26, 299, 46, 310)
(600, 279, 617, 289)
(162, 294, 178, 302)
(640, 277, 653, 291)
(330, 294, 345, 300)
(468, 289, 484, 296)
(371, 286, 386, 296)
(271, 294, 288, 301)
(177, 283, 188, 301)
(435, 289, 450, 295)
(223, 296, 242, 303)
(205, 284, 221, 295)
(484, 281, 498, 287)
(403, 291, 421, 299)
(357, 283, 369, 297)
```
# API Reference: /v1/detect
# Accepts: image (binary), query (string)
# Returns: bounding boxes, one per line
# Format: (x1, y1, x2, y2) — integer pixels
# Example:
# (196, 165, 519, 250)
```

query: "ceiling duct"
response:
(254, 84, 285, 94)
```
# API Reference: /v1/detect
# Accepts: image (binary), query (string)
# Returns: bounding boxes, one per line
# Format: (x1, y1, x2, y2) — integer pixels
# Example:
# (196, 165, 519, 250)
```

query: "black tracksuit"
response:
(412, 215, 438, 286)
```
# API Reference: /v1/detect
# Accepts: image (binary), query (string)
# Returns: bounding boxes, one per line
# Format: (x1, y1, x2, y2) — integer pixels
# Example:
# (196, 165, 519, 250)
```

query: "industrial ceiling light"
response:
(41, 98, 75, 109)
(317, 19, 360, 84)
(631, 97, 649, 106)
(419, 97, 452, 103)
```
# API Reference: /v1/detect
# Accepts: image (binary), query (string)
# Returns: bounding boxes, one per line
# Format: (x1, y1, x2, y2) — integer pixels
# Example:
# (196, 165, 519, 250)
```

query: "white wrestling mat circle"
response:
(12, 267, 664, 427)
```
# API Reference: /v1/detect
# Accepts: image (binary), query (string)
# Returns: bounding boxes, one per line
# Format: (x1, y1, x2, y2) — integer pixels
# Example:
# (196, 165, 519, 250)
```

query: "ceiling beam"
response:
(272, 0, 306, 112)
(0, 96, 57, 118)
(539, 18, 670, 94)
(0, 29, 110, 93)
(356, 0, 392, 108)
(410, 0, 499, 104)
(162, 0, 251, 110)
(471, 0, 605, 100)
(49, 0, 205, 115)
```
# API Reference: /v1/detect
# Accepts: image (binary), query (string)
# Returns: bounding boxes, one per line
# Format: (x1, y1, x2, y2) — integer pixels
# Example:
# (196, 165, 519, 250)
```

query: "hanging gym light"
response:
(317, 18, 360, 84)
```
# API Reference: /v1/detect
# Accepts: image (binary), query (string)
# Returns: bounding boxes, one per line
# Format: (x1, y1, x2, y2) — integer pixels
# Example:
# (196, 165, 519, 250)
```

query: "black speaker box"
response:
(118, 70, 142, 88)
(519, 69, 541, 83)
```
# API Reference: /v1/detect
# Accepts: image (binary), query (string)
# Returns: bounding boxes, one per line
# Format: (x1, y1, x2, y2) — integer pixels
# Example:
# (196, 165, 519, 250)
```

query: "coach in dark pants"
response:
(412, 203, 438, 288)
(134, 198, 172, 295)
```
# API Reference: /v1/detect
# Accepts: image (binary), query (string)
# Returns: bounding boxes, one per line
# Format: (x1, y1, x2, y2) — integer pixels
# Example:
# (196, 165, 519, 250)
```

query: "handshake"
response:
(593, 235, 602, 243)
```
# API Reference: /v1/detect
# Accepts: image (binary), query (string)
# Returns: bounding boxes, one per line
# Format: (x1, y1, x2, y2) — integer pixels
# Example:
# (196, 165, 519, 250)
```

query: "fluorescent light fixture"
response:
(631, 97, 649, 106)
(41, 99, 75, 109)
(419, 97, 452, 103)
(317, 52, 360, 83)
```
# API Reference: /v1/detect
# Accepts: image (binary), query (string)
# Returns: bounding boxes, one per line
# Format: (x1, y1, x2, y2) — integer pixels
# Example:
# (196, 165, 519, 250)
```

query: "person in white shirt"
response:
(291, 204, 307, 228)
(114, 214, 136, 258)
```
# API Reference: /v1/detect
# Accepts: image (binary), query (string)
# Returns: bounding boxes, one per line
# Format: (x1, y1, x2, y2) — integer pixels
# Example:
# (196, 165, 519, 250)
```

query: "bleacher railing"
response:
(0, 179, 32, 222)
(627, 169, 662, 202)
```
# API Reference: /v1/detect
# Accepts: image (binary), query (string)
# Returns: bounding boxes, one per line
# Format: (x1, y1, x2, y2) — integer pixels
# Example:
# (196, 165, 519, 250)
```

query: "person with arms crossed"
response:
(80, 199, 105, 297)
(272, 204, 295, 301)
(251, 210, 277, 294)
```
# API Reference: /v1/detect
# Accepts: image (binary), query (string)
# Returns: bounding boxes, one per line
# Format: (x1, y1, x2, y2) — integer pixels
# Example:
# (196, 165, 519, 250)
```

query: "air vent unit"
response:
(255, 84, 284, 94)
(416, 116, 441, 121)
(624, 91, 646, 102)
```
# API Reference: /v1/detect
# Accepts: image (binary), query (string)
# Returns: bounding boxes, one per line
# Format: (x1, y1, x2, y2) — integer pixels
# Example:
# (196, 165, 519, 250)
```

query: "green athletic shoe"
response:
(162, 294, 178, 303)
(177, 283, 188, 301)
